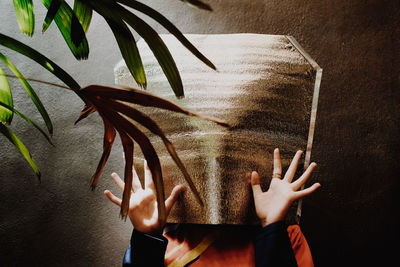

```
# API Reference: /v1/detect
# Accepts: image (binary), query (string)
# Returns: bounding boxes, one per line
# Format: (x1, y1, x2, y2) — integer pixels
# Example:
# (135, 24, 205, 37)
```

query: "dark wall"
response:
(139, 1, 400, 264)
(1, 0, 399, 266)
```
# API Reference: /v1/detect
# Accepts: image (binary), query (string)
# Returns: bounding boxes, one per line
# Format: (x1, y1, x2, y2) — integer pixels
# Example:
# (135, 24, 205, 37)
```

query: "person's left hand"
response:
(250, 149, 320, 227)
(104, 160, 185, 235)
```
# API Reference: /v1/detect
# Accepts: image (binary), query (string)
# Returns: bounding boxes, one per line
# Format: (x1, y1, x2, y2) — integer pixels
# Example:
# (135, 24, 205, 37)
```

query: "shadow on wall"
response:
(0, 0, 399, 266)
(144, 0, 400, 265)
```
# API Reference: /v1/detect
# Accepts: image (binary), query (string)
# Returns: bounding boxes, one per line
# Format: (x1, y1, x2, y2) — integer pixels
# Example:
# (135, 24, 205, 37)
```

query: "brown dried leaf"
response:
(75, 103, 96, 124)
(98, 105, 167, 224)
(81, 84, 230, 127)
(117, 130, 134, 218)
(89, 115, 116, 189)
(96, 97, 203, 206)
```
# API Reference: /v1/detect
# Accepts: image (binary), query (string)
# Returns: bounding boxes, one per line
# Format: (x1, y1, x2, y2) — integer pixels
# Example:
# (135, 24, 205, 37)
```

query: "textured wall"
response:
(1, 0, 399, 266)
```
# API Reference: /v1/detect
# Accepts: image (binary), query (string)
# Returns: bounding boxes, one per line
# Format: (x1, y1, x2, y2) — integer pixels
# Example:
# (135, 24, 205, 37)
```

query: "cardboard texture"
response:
(114, 34, 321, 224)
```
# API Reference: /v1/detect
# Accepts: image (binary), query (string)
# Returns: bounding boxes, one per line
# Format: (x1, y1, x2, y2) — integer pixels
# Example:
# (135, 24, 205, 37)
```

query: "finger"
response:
(293, 183, 321, 200)
(111, 172, 125, 192)
(283, 150, 303, 182)
(272, 148, 282, 179)
(132, 164, 142, 192)
(292, 162, 317, 190)
(104, 190, 122, 206)
(165, 185, 185, 215)
(251, 171, 262, 197)
(144, 160, 156, 192)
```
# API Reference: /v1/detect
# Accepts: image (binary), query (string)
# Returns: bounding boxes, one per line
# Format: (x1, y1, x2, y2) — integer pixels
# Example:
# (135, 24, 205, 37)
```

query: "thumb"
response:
(165, 185, 185, 215)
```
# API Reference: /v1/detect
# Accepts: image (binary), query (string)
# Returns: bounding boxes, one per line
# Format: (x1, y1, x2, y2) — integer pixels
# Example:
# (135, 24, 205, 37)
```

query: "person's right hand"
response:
(250, 148, 321, 227)
(104, 160, 185, 235)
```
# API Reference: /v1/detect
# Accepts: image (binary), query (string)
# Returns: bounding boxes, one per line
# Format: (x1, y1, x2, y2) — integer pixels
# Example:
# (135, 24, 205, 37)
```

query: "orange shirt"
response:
(164, 224, 314, 267)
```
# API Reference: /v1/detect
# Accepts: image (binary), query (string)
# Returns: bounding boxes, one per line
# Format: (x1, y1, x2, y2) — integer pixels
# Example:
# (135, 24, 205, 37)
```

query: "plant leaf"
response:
(91, 1, 183, 97)
(13, 0, 35, 36)
(0, 33, 81, 91)
(116, 129, 133, 218)
(82, 85, 229, 127)
(0, 101, 53, 145)
(180, 0, 212, 11)
(0, 65, 13, 124)
(97, 106, 166, 224)
(0, 52, 53, 134)
(118, 0, 216, 70)
(73, 0, 93, 33)
(75, 104, 96, 124)
(96, 97, 203, 206)
(42, 0, 64, 33)
(41, 0, 89, 59)
(0, 123, 40, 178)
(89, 115, 116, 190)
(105, 18, 147, 88)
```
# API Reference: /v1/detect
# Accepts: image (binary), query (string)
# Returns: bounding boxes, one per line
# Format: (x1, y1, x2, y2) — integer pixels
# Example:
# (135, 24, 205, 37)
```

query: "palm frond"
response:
(42, 0, 64, 33)
(179, 0, 212, 11)
(0, 123, 40, 178)
(0, 33, 81, 91)
(95, 97, 203, 205)
(105, 18, 147, 88)
(78, 84, 229, 221)
(13, 0, 35, 36)
(91, 1, 184, 97)
(89, 115, 116, 189)
(115, 129, 135, 219)
(73, 0, 93, 33)
(117, 0, 216, 70)
(0, 101, 53, 145)
(82, 84, 229, 127)
(41, 0, 89, 59)
(0, 52, 53, 134)
(0, 65, 13, 124)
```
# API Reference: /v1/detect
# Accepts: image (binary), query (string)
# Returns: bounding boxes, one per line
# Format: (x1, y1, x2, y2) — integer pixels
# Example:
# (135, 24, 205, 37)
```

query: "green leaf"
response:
(118, 0, 216, 70)
(0, 65, 13, 124)
(73, 0, 93, 33)
(0, 33, 81, 91)
(41, 0, 89, 59)
(91, 1, 184, 97)
(0, 101, 53, 145)
(0, 52, 53, 134)
(13, 0, 35, 37)
(42, 0, 64, 33)
(180, 0, 212, 11)
(105, 18, 147, 88)
(0, 123, 40, 178)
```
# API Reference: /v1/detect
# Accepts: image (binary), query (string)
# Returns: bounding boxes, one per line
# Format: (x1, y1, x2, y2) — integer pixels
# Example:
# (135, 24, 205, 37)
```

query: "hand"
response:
(250, 148, 321, 227)
(104, 161, 185, 235)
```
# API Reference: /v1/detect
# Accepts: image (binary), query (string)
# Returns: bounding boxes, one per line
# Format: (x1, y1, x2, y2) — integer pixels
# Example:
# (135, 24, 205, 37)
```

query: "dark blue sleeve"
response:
(123, 229, 168, 267)
(254, 221, 298, 267)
